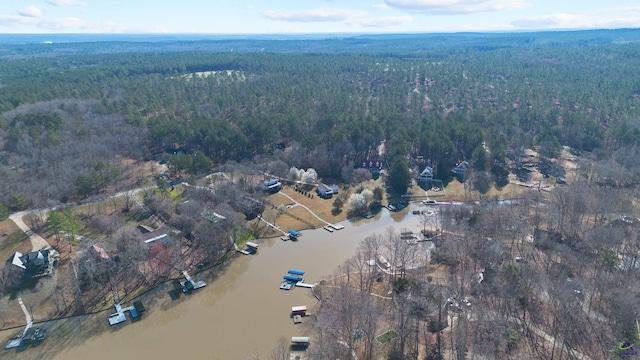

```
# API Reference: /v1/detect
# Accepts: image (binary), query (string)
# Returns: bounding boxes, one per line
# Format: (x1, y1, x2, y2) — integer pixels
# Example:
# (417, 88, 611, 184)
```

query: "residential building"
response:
(9, 249, 58, 278)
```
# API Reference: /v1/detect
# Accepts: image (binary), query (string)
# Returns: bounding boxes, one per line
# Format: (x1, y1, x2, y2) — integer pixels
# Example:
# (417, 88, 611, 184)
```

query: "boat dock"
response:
(323, 226, 334, 232)
(108, 301, 145, 325)
(291, 305, 307, 314)
(280, 270, 306, 290)
(180, 270, 206, 292)
(5, 297, 47, 350)
(284, 275, 304, 283)
(5, 327, 46, 350)
(295, 283, 314, 288)
(292, 305, 307, 324)
(329, 224, 344, 230)
(235, 242, 258, 255)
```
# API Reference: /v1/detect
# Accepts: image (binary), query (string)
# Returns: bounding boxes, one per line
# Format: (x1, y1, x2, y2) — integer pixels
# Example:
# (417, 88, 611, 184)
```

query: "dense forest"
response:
(2, 30, 640, 359)
(1, 29, 640, 211)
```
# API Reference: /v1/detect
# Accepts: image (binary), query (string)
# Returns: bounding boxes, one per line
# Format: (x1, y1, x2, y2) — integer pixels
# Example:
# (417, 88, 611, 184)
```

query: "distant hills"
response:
(1, 28, 639, 56)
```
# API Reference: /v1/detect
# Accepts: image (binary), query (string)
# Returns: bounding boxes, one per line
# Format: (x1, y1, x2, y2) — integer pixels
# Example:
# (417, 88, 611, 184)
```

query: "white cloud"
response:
(0, 14, 38, 27)
(349, 16, 413, 28)
(39, 17, 88, 30)
(384, 0, 530, 14)
(373, 3, 390, 9)
(263, 7, 368, 22)
(0, 14, 89, 31)
(511, 13, 640, 30)
(596, 7, 640, 15)
(19, 6, 42, 18)
(45, 0, 87, 6)
(595, 17, 640, 28)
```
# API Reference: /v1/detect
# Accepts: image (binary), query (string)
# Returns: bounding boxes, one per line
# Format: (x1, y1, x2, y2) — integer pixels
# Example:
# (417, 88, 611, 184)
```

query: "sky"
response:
(0, 0, 640, 34)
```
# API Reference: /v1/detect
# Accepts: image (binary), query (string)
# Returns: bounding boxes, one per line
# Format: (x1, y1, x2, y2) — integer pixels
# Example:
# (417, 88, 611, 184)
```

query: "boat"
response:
(280, 280, 293, 290)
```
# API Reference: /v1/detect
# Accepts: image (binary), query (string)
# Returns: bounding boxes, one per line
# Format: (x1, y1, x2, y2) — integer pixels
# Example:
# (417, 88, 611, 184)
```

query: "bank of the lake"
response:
(0, 206, 427, 360)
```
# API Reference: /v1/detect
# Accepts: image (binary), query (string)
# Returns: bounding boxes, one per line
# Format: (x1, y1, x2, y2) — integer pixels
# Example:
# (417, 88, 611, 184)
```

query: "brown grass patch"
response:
(407, 178, 528, 203)
(0, 219, 31, 271)
(427, 265, 450, 286)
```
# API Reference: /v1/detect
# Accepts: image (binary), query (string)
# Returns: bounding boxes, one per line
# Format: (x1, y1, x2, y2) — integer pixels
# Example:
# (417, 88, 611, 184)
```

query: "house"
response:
(261, 178, 282, 193)
(360, 159, 383, 176)
(9, 249, 58, 278)
(316, 183, 334, 199)
(236, 197, 265, 220)
(418, 166, 433, 184)
(452, 161, 469, 180)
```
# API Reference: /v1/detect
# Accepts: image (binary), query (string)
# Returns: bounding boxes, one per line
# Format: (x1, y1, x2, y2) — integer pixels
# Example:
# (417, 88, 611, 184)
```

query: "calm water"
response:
(0, 207, 427, 360)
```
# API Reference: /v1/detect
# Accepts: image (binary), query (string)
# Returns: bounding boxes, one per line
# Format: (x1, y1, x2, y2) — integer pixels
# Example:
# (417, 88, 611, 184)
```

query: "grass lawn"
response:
(265, 188, 351, 232)
(278, 187, 350, 223)
(376, 330, 399, 344)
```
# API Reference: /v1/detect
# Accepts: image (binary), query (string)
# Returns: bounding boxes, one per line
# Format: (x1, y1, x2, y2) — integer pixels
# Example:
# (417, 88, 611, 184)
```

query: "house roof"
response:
(263, 179, 281, 188)
(11, 250, 52, 275)
(90, 245, 111, 261)
(11, 251, 26, 269)
(360, 160, 382, 169)
(139, 227, 170, 243)
(317, 183, 332, 193)
(419, 166, 433, 177)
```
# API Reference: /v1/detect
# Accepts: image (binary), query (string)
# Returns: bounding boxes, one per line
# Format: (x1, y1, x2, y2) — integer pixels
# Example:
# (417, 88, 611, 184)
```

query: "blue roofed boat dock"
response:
(280, 270, 306, 290)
